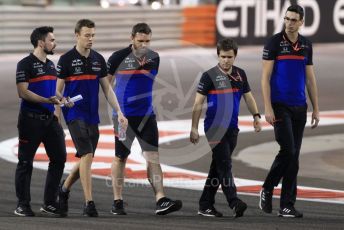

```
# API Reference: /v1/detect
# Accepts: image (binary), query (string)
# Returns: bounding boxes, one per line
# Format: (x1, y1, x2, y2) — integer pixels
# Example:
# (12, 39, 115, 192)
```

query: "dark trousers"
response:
(263, 103, 307, 208)
(15, 112, 66, 206)
(199, 127, 240, 209)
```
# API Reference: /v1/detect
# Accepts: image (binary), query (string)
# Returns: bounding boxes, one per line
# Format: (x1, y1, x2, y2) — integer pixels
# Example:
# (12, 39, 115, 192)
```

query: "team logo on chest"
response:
(73, 67, 83, 75)
(71, 59, 83, 67)
(71, 59, 84, 74)
(33, 62, 45, 75)
(124, 57, 136, 70)
(215, 75, 228, 89)
(280, 40, 289, 47)
(33, 62, 43, 69)
(92, 61, 101, 72)
(37, 68, 45, 75)
(281, 46, 290, 54)
(218, 81, 227, 89)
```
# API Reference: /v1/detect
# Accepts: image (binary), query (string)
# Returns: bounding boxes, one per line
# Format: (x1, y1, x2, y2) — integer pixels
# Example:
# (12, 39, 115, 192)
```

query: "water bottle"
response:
(118, 122, 126, 141)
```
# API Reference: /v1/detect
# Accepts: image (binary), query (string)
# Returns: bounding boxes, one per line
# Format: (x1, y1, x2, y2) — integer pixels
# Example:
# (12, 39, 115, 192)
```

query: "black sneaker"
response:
(83, 201, 98, 217)
(259, 188, 273, 213)
(58, 181, 69, 217)
(40, 203, 61, 216)
(111, 199, 127, 215)
(233, 200, 247, 218)
(278, 206, 303, 218)
(198, 207, 223, 217)
(155, 197, 182, 215)
(14, 205, 35, 217)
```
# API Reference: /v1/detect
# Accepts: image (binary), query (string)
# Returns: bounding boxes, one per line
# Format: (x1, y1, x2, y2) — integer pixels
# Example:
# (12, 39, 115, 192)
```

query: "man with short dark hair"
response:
(259, 4, 319, 218)
(190, 38, 261, 218)
(107, 22, 182, 215)
(56, 19, 127, 217)
(14, 26, 67, 217)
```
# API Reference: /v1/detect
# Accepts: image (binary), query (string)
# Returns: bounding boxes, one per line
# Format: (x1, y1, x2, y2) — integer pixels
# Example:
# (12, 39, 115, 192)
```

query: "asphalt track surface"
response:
(0, 44, 344, 230)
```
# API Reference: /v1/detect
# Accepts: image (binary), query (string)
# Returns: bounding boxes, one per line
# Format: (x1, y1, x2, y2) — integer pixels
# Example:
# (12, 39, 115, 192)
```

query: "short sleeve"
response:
(240, 70, 251, 94)
(99, 55, 107, 78)
(56, 56, 68, 79)
(197, 72, 212, 95)
(153, 53, 160, 74)
(306, 42, 313, 65)
(107, 52, 124, 76)
(16, 60, 29, 84)
(262, 37, 277, 60)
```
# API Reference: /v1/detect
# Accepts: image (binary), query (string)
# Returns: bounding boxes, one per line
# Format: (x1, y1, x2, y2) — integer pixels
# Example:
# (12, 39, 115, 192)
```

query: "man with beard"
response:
(15, 26, 67, 217)
(190, 38, 261, 218)
(259, 4, 319, 218)
(107, 22, 182, 215)
(56, 19, 127, 217)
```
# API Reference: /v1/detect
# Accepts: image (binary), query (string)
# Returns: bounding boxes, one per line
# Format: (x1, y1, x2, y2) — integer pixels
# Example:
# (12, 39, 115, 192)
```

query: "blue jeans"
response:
(263, 103, 307, 208)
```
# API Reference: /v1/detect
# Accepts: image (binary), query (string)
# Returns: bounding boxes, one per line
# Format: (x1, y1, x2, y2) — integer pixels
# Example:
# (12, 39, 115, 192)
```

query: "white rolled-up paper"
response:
(60, 94, 83, 107)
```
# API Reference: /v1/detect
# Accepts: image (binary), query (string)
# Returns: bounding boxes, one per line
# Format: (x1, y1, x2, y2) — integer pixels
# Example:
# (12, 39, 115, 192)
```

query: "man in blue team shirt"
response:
(56, 19, 127, 217)
(107, 23, 182, 215)
(190, 38, 261, 218)
(15, 26, 67, 217)
(259, 5, 319, 218)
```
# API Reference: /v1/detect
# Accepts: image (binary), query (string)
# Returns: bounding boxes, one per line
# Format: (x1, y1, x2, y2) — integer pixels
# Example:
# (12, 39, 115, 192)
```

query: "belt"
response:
(21, 111, 53, 121)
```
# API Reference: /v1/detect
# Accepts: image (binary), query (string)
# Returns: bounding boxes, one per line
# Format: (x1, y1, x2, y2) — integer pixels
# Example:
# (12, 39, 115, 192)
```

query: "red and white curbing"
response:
(1, 110, 344, 204)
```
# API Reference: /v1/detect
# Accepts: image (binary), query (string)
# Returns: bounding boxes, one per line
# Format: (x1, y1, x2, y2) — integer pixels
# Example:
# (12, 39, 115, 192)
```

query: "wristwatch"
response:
(253, 113, 261, 119)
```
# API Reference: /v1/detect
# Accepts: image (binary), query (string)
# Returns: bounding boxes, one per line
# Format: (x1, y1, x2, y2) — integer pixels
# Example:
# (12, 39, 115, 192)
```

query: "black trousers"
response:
(15, 112, 66, 206)
(199, 127, 240, 210)
(263, 103, 307, 208)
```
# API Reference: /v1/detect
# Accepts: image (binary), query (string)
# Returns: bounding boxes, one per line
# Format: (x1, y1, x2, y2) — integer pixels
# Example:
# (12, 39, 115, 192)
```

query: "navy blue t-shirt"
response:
(197, 65, 251, 131)
(107, 45, 159, 117)
(57, 47, 107, 124)
(263, 31, 313, 106)
(16, 53, 57, 113)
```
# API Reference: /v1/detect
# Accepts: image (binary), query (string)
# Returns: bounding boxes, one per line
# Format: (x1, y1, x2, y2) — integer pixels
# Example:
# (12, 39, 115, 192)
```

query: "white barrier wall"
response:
(0, 6, 183, 53)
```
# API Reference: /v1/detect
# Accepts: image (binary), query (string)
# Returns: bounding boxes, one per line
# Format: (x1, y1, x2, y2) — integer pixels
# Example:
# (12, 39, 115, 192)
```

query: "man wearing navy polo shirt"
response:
(259, 5, 319, 218)
(56, 19, 127, 217)
(190, 38, 261, 218)
(107, 23, 182, 215)
(14, 26, 67, 217)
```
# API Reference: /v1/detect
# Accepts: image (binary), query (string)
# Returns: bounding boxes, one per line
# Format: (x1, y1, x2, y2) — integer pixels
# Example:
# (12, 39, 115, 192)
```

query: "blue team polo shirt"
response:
(197, 65, 251, 131)
(107, 45, 159, 117)
(263, 31, 313, 106)
(57, 47, 107, 124)
(16, 53, 57, 113)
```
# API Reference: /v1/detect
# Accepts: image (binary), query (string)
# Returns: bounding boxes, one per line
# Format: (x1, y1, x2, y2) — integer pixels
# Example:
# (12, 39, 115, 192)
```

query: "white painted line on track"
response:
(1, 110, 344, 204)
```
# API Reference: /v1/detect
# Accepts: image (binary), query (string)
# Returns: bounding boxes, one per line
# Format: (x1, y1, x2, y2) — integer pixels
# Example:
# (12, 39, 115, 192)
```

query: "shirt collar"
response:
(72, 46, 94, 59)
(29, 53, 50, 65)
